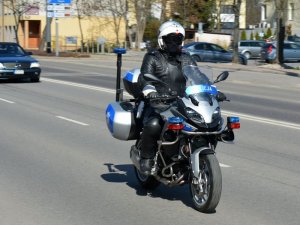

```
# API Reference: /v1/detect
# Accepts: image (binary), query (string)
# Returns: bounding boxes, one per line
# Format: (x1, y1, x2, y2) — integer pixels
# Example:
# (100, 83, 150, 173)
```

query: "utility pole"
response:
(2, 0, 5, 41)
(46, 0, 51, 53)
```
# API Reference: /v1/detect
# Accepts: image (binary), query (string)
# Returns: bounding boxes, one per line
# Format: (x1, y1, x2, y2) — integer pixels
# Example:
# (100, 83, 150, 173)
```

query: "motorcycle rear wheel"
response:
(134, 139, 160, 190)
(190, 154, 222, 213)
(134, 167, 160, 189)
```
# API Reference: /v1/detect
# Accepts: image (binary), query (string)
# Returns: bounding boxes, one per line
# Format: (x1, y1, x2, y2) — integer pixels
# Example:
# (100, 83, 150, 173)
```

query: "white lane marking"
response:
(56, 116, 89, 126)
(223, 111, 300, 130)
(42, 77, 131, 96)
(42, 78, 300, 130)
(219, 163, 231, 168)
(0, 98, 15, 104)
(42, 77, 129, 95)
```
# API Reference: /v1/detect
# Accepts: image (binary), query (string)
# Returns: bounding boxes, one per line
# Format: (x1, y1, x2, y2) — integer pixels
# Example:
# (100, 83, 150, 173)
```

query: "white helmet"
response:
(158, 21, 185, 50)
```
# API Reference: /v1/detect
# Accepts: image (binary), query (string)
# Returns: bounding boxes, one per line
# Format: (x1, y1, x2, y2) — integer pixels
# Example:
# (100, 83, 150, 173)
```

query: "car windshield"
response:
(0, 43, 26, 57)
(183, 65, 218, 99)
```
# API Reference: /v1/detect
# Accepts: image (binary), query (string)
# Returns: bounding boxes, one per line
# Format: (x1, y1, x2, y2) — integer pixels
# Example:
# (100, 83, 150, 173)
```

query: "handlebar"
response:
(145, 94, 178, 102)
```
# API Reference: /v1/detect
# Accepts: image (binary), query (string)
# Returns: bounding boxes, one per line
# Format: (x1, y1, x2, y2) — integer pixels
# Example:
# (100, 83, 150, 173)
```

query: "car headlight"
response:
(185, 107, 205, 123)
(30, 62, 40, 68)
(0, 63, 4, 69)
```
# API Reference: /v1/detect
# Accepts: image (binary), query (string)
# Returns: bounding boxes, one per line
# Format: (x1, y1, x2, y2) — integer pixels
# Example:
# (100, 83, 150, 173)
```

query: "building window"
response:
(220, 5, 234, 14)
(261, 5, 267, 21)
(288, 3, 294, 20)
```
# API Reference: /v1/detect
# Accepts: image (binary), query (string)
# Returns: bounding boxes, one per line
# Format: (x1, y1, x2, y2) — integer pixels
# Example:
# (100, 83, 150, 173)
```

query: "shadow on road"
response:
(100, 163, 205, 212)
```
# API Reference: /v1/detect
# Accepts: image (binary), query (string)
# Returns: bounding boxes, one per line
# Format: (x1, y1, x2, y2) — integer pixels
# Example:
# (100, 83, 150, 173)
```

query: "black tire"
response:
(192, 55, 201, 62)
(134, 139, 160, 190)
(239, 57, 248, 65)
(190, 154, 222, 213)
(31, 76, 40, 82)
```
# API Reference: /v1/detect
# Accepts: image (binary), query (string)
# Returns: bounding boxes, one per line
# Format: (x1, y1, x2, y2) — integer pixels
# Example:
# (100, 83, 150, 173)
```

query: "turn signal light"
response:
(229, 123, 240, 129)
(167, 123, 184, 130)
(227, 117, 240, 129)
(167, 117, 184, 130)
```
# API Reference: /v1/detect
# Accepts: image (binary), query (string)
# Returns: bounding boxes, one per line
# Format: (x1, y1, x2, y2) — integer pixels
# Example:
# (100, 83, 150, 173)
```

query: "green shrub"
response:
(255, 31, 260, 40)
(241, 30, 247, 40)
(265, 28, 272, 38)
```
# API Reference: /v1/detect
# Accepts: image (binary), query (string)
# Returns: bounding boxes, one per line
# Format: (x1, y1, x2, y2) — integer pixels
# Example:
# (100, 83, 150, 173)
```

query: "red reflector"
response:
(229, 123, 240, 129)
(267, 45, 272, 53)
(167, 123, 184, 130)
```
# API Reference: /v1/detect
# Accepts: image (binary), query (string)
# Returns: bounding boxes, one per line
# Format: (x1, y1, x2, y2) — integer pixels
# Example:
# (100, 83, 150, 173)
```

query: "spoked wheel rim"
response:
(244, 52, 251, 59)
(191, 160, 210, 207)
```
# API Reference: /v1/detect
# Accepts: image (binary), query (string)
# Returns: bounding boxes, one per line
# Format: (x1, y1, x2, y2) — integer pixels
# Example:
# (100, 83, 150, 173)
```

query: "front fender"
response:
(191, 147, 215, 179)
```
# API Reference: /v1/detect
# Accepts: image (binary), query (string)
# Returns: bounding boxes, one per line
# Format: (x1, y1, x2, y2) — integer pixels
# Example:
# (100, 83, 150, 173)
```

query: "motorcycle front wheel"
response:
(133, 139, 160, 190)
(190, 154, 222, 213)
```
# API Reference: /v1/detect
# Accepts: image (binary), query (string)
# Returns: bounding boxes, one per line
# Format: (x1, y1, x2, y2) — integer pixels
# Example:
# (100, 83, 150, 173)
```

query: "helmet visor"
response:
(162, 33, 184, 45)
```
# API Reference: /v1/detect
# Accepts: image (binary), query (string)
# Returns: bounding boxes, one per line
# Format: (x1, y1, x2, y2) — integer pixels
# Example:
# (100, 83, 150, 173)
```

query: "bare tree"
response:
(74, 0, 97, 52)
(273, 0, 288, 64)
(170, 0, 216, 31)
(95, 0, 127, 47)
(131, 0, 152, 50)
(215, 0, 222, 31)
(232, 0, 242, 64)
(3, 0, 39, 44)
(160, 0, 167, 22)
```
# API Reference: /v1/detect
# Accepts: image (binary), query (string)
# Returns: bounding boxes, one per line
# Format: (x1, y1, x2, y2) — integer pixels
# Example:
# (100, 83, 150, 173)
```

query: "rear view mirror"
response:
(213, 71, 229, 84)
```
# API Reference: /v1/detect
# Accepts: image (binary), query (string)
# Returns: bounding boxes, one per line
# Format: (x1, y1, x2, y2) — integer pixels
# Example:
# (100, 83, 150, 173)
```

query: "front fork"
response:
(190, 145, 215, 182)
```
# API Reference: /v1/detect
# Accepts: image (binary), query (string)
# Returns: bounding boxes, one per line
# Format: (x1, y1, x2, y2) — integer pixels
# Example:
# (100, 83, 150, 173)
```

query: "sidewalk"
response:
(35, 50, 300, 77)
(199, 61, 300, 77)
(91, 50, 300, 77)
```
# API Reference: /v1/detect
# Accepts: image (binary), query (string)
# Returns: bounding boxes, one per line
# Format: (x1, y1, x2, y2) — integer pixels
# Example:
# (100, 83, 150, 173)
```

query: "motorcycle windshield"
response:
(183, 65, 218, 97)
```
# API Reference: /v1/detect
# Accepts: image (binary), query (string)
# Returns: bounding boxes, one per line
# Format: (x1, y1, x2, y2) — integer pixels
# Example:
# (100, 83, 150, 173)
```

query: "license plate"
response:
(14, 70, 24, 75)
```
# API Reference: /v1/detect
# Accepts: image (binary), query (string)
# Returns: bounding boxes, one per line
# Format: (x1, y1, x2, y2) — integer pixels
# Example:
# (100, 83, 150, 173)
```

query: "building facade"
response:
(259, 0, 300, 36)
(0, 1, 126, 51)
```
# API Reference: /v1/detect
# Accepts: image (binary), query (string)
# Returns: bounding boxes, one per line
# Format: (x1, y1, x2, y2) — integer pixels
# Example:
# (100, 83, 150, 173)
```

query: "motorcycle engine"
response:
(162, 130, 180, 159)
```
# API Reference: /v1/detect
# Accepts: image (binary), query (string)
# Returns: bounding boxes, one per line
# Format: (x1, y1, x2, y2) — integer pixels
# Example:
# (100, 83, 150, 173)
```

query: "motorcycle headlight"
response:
(185, 107, 205, 123)
(212, 107, 221, 121)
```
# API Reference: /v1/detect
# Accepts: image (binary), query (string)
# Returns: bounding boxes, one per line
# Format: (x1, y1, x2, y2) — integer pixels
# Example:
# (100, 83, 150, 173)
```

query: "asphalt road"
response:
(0, 56, 299, 225)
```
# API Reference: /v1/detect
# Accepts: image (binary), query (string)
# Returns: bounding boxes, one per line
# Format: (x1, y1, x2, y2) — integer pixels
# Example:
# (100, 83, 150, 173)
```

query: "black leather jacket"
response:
(139, 49, 197, 97)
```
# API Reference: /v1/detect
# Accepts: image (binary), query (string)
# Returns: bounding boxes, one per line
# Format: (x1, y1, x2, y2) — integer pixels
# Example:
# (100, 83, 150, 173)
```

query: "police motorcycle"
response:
(105, 49, 240, 213)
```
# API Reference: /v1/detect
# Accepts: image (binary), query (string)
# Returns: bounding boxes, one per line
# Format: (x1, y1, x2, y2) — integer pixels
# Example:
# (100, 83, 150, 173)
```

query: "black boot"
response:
(140, 158, 154, 175)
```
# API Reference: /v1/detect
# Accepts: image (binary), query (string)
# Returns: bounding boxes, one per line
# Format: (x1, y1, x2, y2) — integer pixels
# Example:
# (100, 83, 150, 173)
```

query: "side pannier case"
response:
(123, 68, 141, 98)
(105, 102, 139, 140)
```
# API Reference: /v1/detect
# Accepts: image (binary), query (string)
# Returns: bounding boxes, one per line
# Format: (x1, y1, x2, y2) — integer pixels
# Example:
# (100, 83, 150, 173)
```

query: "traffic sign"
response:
(48, 0, 71, 4)
(97, 37, 106, 44)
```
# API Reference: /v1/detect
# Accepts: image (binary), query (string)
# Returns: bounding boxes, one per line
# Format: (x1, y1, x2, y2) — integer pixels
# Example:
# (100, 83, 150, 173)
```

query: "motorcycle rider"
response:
(138, 20, 197, 175)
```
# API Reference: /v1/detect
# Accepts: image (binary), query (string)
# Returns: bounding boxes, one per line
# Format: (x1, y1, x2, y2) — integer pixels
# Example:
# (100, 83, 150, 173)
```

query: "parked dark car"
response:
(238, 40, 265, 59)
(183, 42, 247, 65)
(287, 35, 300, 44)
(260, 41, 300, 63)
(0, 42, 41, 82)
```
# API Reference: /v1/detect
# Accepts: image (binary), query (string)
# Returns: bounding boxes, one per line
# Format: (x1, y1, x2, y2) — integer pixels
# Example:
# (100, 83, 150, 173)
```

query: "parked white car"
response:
(238, 40, 265, 59)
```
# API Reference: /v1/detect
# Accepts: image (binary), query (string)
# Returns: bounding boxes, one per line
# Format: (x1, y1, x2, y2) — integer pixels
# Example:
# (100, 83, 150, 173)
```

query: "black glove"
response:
(216, 91, 228, 102)
(147, 92, 160, 99)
